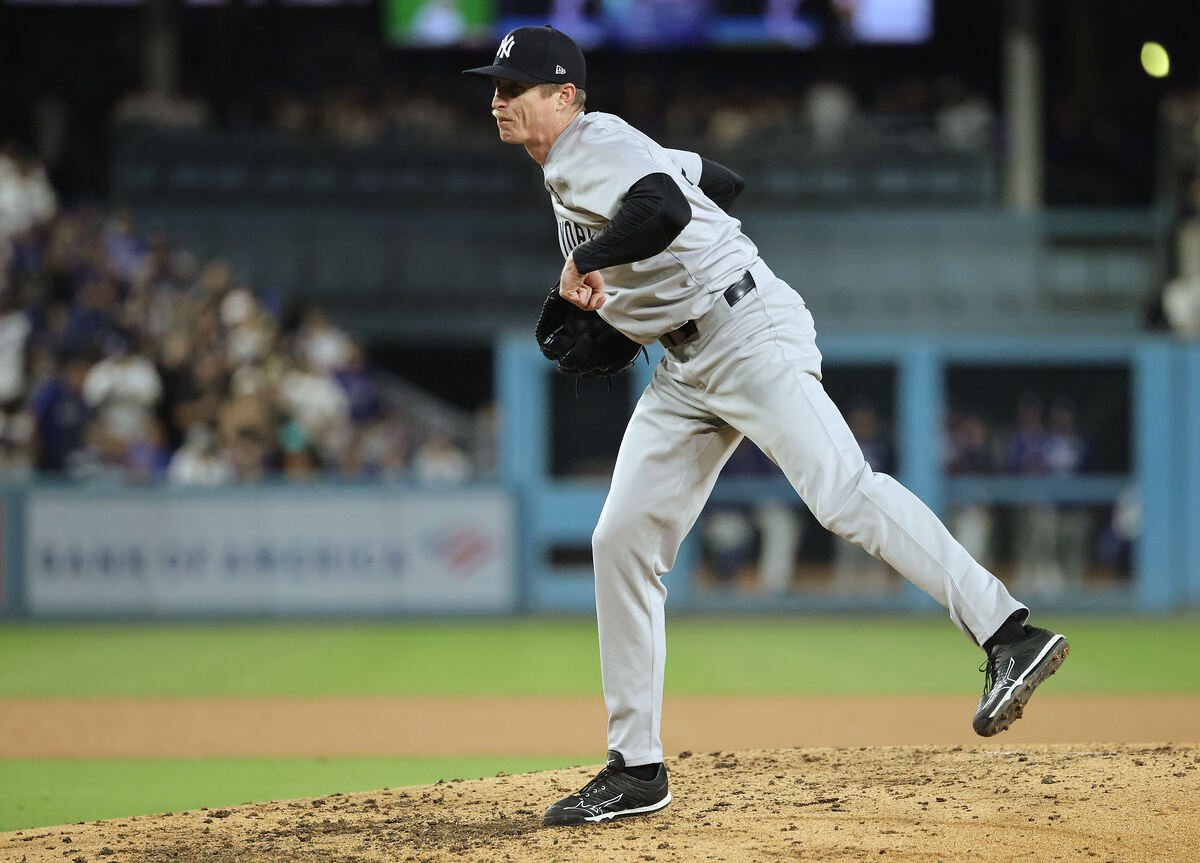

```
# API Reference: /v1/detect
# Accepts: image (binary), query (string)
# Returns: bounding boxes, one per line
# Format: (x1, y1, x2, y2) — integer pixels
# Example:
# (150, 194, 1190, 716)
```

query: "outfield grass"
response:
(0, 756, 580, 833)
(0, 616, 1197, 698)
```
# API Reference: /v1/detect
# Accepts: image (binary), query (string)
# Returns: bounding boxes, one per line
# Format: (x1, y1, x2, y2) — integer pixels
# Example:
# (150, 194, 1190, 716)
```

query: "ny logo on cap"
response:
(497, 34, 515, 60)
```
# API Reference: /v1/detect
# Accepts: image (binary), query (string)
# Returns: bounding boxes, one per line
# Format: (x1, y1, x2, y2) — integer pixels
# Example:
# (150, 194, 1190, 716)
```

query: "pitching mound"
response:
(3, 744, 1197, 862)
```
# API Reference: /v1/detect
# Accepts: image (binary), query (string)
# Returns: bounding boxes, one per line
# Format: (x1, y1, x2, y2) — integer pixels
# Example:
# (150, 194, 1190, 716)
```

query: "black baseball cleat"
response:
(543, 751, 671, 826)
(973, 625, 1070, 737)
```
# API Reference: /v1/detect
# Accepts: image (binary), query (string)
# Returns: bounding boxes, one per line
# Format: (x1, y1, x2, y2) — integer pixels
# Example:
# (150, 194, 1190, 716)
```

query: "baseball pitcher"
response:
(464, 25, 1069, 827)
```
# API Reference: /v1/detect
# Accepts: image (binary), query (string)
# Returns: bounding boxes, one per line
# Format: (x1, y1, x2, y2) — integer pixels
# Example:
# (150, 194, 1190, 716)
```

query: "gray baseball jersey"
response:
(542, 112, 759, 344)
(537, 110, 1028, 769)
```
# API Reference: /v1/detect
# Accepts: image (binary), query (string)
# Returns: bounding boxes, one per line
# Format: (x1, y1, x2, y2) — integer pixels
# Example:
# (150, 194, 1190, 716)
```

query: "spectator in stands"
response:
(0, 274, 36, 481)
(29, 303, 73, 377)
(82, 332, 163, 445)
(138, 233, 198, 314)
(271, 91, 317, 137)
(296, 306, 355, 374)
(380, 86, 465, 142)
(1005, 391, 1048, 475)
(1044, 397, 1089, 476)
(701, 440, 768, 589)
(412, 429, 471, 485)
(277, 356, 350, 462)
(67, 275, 124, 359)
(699, 437, 806, 594)
(0, 292, 32, 409)
(336, 427, 374, 481)
(702, 504, 756, 587)
(746, 446, 806, 596)
(102, 208, 146, 285)
(222, 286, 277, 368)
(8, 157, 478, 486)
(167, 422, 233, 486)
(0, 144, 58, 280)
(1005, 392, 1091, 594)
(225, 426, 270, 483)
(68, 420, 128, 484)
(1005, 393, 1054, 592)
(278, 414, 325, 482)
(112, 90, 212, 130)
(0, 405, 35, 480)
(870, 75, 935, 131)
(335, 343, 384, 427)
(218, 381, 277, 475)
(282, 445, 323, 483)
(1160, 174, 1200, 336)
(803, 80, 859, 152)
(934, 79, 995, 152)
(471, 401, 499, 480)
(125, 416, 171, 483)
(1043, 396, 1091, 589)
(945, 408, 995, 474)
(30, 354, 91, 474)
(1096, 485, 1138, 581)
(319, 89, 382, 147)
(944, 407, 998, 568)
(160, 339, 227, 450)
(363, 404, 413, 481)
(832, 399, 895, 594)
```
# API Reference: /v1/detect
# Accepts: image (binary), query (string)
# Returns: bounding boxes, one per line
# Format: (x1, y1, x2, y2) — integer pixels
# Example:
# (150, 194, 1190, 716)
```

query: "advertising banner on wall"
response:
(24, 487, 515, 616)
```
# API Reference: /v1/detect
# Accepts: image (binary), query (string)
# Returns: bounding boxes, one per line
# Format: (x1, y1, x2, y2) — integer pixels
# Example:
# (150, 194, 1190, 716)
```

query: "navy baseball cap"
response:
(463, 25, 586, 90)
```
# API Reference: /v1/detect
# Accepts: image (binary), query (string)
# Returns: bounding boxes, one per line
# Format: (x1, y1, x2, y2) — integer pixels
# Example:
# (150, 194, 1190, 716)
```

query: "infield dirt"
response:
(3, 743, 1198, 863)
(4, 693, 1200, 861)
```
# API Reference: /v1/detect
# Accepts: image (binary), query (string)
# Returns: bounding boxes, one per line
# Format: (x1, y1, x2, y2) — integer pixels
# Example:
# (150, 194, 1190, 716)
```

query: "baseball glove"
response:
(535, 287, 643, 380)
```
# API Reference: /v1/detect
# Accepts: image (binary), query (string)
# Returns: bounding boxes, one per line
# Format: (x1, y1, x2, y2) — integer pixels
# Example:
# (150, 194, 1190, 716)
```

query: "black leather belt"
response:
(659, 271, 756, 349)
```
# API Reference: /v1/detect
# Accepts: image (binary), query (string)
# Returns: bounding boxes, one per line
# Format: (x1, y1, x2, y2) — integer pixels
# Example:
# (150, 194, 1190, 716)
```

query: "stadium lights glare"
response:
(1140, 41, 1170, 78)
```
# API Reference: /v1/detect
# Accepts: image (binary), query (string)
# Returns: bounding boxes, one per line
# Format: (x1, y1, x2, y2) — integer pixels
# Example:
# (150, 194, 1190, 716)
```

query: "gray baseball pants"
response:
(592, 258, 1027, 766)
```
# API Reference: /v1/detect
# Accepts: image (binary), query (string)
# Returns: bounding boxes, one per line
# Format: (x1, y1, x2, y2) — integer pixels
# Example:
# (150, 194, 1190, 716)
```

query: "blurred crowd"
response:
(942, 394, 1093, 478)
(111, 73, 998, 157)
(701, 391, 1134, 597)
(0, 145, 489, 486)
(1149, 88, 1200, 335)
(943, 394, 1134, 596)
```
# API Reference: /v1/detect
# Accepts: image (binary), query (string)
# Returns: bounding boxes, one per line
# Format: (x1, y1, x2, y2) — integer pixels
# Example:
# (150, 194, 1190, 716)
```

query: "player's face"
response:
(491, 79, 560, 145)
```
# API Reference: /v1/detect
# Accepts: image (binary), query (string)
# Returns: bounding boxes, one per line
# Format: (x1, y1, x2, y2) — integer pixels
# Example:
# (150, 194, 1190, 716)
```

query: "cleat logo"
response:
(983, 657, 1017, 710)
(566, 793, 623, 818)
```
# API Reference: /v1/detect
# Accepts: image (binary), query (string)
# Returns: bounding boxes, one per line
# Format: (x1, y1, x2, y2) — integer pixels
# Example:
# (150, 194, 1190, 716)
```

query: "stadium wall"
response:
(6, 485, 516, 619)
(2, 335, 1199, 620)
(495, 332, 1200, 616)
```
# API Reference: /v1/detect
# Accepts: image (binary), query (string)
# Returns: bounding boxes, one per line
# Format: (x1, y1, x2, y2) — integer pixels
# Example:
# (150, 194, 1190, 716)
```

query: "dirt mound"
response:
(3, 744, 1197, 863)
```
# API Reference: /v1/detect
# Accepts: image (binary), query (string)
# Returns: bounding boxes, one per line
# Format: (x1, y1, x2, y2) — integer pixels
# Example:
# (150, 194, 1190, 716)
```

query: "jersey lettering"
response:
(557, 219, 598, 259)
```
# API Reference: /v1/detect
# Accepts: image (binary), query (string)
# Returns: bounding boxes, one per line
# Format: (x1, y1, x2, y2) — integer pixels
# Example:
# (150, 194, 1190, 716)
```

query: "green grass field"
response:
(3, 616, 1198, 697)
(0, 756, 573, 833)
(2, 615, 1197, 830)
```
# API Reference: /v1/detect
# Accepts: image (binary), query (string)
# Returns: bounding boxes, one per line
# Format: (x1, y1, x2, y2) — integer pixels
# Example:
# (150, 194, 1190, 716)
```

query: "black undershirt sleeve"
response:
(696, 157, 746, 213)
(570, 173, 691, 275)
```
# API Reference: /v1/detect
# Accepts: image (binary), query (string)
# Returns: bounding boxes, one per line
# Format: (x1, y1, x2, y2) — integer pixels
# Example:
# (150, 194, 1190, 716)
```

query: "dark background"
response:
(2, 0, 1197, 204)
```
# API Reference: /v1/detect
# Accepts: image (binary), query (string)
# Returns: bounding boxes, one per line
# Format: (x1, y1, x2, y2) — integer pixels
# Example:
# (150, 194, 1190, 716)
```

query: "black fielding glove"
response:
(535, 287, 643, 380)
